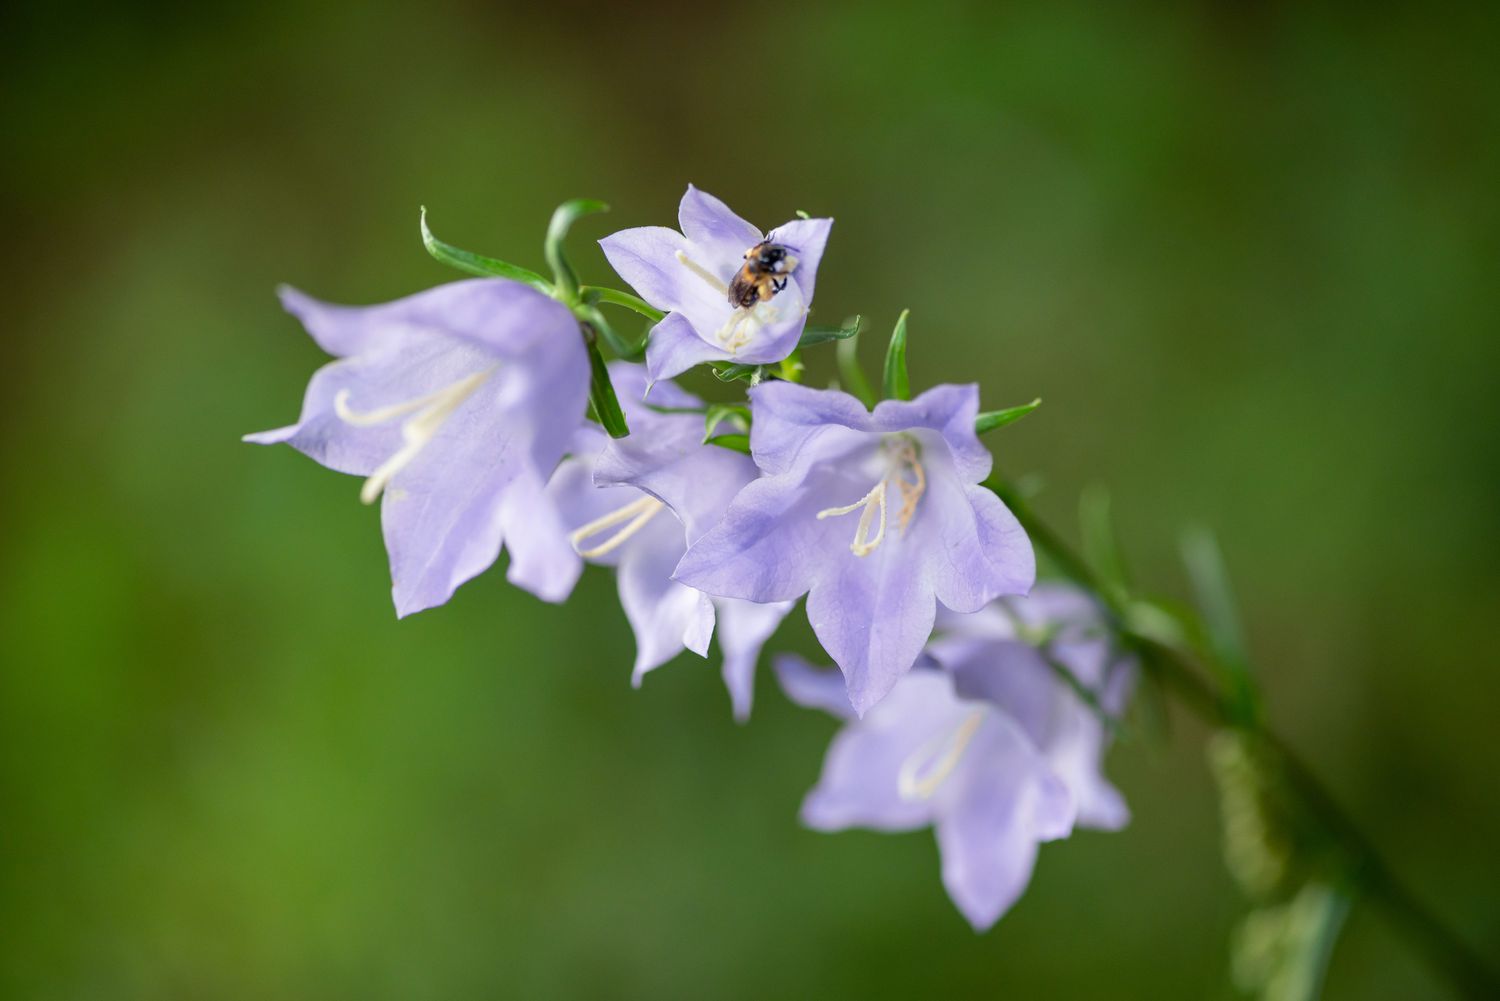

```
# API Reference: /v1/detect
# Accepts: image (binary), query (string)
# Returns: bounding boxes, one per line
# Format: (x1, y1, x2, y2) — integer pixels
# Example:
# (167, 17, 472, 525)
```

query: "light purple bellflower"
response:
(545, 363, 792, 719)
(674, 381, 1035, 716)
(599, 186, 832, 383)
(245, 279, 590, 616)
(775, 584, 1133, 931)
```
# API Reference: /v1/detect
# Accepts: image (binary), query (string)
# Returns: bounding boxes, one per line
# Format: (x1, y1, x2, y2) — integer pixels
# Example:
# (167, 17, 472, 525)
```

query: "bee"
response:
(727, 241, 800, 310)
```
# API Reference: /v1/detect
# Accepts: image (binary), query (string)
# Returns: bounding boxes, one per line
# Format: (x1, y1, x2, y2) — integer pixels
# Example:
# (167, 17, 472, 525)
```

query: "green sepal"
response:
(704, 403, 751, 442)
(712, 362, 760, 383)
(580, 322, 629, 439)
(883, 309, 911, 401)
(798, 314, 862, 348)
(705, 433, 751, 454)
(544, 199, 609, 304)
(420, 208, 551, 292)
(975, 398, 1041, 434)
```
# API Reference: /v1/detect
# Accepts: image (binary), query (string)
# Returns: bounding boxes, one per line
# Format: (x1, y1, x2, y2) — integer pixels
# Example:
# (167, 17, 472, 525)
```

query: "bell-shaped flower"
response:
(674, 381, 1034, 716)
(245, 279, 590, 616)
(775, 584, 1133, 930)
(776, 654, 1075, 931)
(545, 363, 792, 719)
(599, 185, 832, 382)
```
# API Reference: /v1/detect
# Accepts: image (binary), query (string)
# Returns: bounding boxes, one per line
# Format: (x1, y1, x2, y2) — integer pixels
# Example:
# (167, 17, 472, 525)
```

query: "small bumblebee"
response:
(726, 241, 800, 310)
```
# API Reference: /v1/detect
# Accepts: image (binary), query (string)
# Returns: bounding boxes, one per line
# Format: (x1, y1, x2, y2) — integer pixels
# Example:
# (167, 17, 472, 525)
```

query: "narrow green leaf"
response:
(705, 433, 751, 454)
(544, 199, 609, 304)
(794, 209, 811, 220)
(975, 398, 1042, 434)
(837, 334, 877, 408)
(704, 403, 751, 441)
(581, 323, 629, 438)
(798, 314, 862, 349)
(420, 208, 551, 292)
(1181, 526, 1257, 724)
(883, 309, 911, 401)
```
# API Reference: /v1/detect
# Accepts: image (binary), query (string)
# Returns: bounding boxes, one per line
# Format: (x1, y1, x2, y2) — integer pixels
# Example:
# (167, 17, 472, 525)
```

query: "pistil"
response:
(816, 439, 927, 557)
(334, 366, 495, 504)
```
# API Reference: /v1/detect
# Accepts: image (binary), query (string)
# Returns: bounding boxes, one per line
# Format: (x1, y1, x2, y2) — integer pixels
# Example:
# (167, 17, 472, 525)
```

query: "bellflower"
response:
(245, 279, 590, 615)
(674, 381, 1035, 716)
(599, 185, 832, 382)
(775, 584, 1133, 930)
(776, 654, 1074, 931)
(546, 363, 792, 719)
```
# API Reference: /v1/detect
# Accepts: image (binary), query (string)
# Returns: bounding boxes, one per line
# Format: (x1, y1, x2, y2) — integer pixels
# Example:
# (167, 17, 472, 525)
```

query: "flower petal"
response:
(277, 279, 576, 359)
(921, 479, 1036, 612)
(934, 713, 1075, 930)
(599, 227, 728, 330)
(765, 216, 833, 307)
(496, 464, 582, 603)
(805, 539, 938, 716)
(673, 473, 835, 603)
(678, 185, 763, 267)
(643, 311, 733, 383)
(617, 514, 713, 684)
(715, 597, 793, 721)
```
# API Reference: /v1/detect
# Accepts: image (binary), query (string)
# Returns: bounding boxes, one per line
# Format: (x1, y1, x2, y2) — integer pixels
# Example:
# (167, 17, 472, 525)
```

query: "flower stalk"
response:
(983, 474, 1500, 1001)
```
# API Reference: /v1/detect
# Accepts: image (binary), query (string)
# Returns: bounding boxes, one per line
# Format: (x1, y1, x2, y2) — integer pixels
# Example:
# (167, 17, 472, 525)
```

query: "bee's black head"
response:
(755, 245, 788, 268)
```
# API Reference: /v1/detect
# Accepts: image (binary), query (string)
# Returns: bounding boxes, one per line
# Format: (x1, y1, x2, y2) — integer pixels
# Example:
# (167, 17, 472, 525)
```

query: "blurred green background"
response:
(3, 2, 1497, 998)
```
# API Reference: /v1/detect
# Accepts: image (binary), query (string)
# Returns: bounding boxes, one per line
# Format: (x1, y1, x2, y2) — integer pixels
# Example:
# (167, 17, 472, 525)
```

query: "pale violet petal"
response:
(715, 597, 794, 721)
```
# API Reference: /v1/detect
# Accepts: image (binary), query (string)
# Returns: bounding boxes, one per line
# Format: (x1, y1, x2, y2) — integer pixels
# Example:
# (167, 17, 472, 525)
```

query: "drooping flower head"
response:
(599, 186, 833, 383)
(545, 363, 792, 719)
(776, 583, 1134, 930)
(245, 279, 590, 615)
(776, 654, 1074, 931)
(675, 381, 1035, 715)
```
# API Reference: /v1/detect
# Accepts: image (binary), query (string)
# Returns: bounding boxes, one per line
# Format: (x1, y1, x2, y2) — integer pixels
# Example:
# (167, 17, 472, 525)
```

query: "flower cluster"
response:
(248, 186, 1132, 929)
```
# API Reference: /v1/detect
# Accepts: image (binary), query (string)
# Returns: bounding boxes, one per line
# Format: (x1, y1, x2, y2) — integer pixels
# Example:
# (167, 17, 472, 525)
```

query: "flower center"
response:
(569, 493, 665, 559)
(673, 249, 781, 354)
(334, 366, 496, 504)
(897, 709, 986, 801)
(815, 438, 927, 557)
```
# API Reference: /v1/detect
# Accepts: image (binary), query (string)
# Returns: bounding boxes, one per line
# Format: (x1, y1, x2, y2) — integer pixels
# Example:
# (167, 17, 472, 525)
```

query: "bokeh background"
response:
(3, 2, 1497, 998)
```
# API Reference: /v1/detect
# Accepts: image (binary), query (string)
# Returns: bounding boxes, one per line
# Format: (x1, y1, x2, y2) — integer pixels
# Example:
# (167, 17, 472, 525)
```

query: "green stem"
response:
(984, 475, 1500, 1001)
(581, 286, 665, 323)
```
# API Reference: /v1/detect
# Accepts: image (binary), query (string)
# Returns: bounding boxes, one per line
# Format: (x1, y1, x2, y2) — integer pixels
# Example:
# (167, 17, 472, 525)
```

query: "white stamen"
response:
(674, 250, 729, 295)
(815, 439, 926, 557)
(570, 495, 665, 558)
(897, 710, 986, 801)
(334, 366, 495, 505)
(817, 481, 888, 557)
